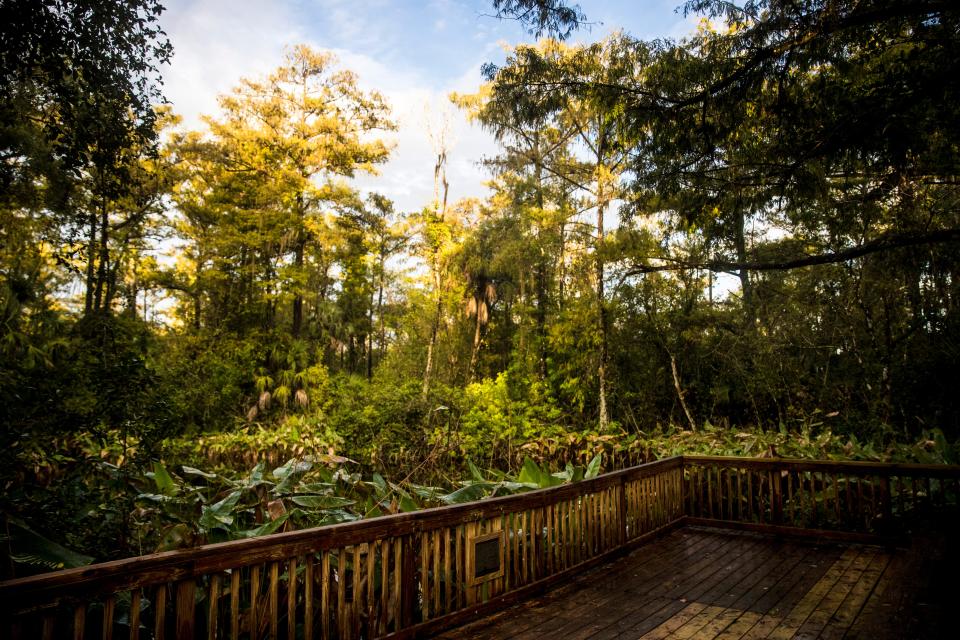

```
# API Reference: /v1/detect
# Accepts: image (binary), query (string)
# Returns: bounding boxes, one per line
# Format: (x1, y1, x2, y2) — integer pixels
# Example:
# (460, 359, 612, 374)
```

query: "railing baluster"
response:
(267, 561, 280, 637)
(249, 566, 260, 640)
(174, 580, 194, 640)
(376, 540, 388, 636)
(336, 549, 346, 637)
(154, 583, 166, 640)
(321, 551, 330, 640)
(352, 545, 361, 637)
(208, 574, 219, 640)
(287, 558, 297, 640)
(304, 555, 314, 640)
(130, 589, 141, 640)
(393, 539, 402, 631)
(102, 594, 115, 640)
(431, 530, 440, 617)
(230, 568, 240, 640)
(74, 604, 86, 640)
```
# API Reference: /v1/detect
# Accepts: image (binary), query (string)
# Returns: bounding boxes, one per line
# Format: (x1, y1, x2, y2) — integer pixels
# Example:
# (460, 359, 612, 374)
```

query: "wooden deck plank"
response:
(846, 523, 958, 640)
(429, 527, 948, 640)
(689, 539, 817, 639)
(619, 534, 782, 638)
(585, 532, 763, 639)
(506, 531, 738, 640)
(749, 547, 862, 639)
(815, 550, 890, 640)
(789, 547, 879, 639)
(735, 546, 847, 639)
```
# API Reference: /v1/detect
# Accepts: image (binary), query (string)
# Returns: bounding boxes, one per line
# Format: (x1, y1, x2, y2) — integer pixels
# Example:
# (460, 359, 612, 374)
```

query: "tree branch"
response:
(623, 228, 960, 277)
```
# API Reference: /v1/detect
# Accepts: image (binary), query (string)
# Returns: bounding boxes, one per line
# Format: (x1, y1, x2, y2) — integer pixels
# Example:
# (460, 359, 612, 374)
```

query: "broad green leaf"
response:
(152, 462, 177, 496)
(368, 473, 388, 496)
(408, 484, 444, 500)
(6, 518, 93, 570)
(297, 482, 334, 494)
(467, 459, 485, 482)
(542, 472, 564, 488)
(199, 490, 242, 531)
(234, 514, 290, 538)
(518, 457, 541, 485)
(181, 466, 217, 479)
(317, 510, 361, 525)
(584, 454, 602, 479)
(398, 494, 419, 513)
(272, 458, 312, 481)
(496, 481, 535, 492)
(290, 495, 355, 509)
(136, 493, 180, 503)
(440, 483, 489, 504)
(243, 462, 270, 489)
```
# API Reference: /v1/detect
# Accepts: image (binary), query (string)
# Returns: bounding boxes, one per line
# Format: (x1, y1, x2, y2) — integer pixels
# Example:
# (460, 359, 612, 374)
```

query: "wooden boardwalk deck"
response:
(436, 527, 953, 640)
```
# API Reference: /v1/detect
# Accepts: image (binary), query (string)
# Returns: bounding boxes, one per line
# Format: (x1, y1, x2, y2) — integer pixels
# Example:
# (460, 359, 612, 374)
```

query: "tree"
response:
(482, 36, 644, 429)
(455, 71, 577, 381)
(362, 195, 408, 379)
(490, 0, 586, 39)
(201, 45, 393, 338)
(2, 1, 173, 317)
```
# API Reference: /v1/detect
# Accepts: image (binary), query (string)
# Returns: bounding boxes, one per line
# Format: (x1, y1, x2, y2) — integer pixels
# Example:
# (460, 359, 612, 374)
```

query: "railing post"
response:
(772, 469, 783, 524)
(618, 475, 628, 544)
(880, 475, 892, 524)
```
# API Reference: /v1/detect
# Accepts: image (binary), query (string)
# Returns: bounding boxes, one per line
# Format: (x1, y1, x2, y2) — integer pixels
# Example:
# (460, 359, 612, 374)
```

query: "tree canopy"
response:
(2, 0, 959, 570)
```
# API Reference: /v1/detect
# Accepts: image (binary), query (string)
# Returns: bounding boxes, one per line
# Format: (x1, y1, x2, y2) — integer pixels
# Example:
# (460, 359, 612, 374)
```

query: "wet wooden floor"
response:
(435, 527, 953, 639)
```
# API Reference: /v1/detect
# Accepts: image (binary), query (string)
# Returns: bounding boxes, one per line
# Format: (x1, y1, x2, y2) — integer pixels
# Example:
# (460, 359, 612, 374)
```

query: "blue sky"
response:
(161, 0, 697, 212)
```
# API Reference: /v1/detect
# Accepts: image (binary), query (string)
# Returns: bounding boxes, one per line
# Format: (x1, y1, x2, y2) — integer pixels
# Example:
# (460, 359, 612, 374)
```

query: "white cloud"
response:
(161, 0, 498, 215)
(162, 0, 304, 129)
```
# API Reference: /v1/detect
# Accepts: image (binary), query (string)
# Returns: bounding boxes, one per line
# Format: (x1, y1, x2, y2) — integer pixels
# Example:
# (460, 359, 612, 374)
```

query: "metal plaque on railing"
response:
(468, 530, 504, 585)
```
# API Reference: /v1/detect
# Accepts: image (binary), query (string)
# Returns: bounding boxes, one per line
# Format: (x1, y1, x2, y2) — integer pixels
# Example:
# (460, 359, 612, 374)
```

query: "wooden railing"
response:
(4, 455, 958, 639)
(683, 456, 960, 541)
(0, 457, 685, 640)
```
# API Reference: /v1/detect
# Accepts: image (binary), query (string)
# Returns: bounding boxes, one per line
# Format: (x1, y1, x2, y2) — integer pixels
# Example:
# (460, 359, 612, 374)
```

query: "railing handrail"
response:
(0, 456, 682, 603)
(683, 454, 960, 477)
(4, 453, 960, 638)
(5, 454, 959, 609)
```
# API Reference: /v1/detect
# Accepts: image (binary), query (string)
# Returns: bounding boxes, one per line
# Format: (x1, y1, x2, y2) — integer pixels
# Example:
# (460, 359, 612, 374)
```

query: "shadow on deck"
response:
(437, 527, 954, 640)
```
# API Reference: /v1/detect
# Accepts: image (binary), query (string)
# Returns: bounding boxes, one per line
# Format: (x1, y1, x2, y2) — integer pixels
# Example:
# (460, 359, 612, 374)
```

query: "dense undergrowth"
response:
(3, 379, 956, 580)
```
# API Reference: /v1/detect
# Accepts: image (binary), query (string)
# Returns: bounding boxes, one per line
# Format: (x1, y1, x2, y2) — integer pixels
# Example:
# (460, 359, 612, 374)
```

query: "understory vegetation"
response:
(2, 0, 959, 576)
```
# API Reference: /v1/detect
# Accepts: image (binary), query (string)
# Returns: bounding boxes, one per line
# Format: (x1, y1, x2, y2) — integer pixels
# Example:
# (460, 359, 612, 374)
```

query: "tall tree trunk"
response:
(558, 219, 566, 303)
(292, 237, 305, 337)
(597, 198, 610, 431)
(93, 197, 109, 313)
(85, 208, 97, 315)
(734, 207, 752, 315)
(125, 258, 138, 316)
(535, 261, 547, 379)
(422, 281, 442, 398)
(596, 135, 610, 431)
(292, 191, 306, 337)
(423, 144, 449, 399)
(670, 353, 697, 431)
(377, 253, 386, 361)
(367, 286, 375, 380)
(469, 297, 483, 382)
(534, 149, 548, 379)
(193, 259, 203, 331)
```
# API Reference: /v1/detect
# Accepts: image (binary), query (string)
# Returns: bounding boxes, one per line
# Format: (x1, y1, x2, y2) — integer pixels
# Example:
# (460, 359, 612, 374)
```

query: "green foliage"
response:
(1, 517, 93, 574)
(3, 0, 960, 573)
